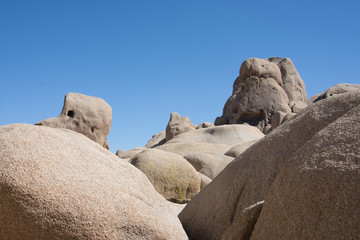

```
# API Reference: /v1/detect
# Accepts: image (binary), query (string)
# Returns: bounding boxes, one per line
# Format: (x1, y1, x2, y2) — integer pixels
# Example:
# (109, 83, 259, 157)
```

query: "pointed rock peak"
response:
(166, 112, 196, 142)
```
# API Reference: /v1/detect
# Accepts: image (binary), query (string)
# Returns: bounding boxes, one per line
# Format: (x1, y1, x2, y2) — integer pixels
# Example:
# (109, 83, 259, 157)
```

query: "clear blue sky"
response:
(1, 0, 359, 152)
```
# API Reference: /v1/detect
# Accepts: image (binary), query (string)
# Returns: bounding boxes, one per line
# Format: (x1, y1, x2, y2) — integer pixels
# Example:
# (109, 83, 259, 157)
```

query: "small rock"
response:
(166, 112, 196, 141)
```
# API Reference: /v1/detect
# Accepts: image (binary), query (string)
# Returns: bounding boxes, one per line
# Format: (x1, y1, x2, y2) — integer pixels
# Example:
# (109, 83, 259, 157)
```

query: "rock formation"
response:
(145, 130, 166, 148)
(0, 124, 187, 240)
(179, 91, 360, 240)
(183, 153, 234, 180)
(166, 112, 196, 142)
(125, 116, 264, 205)
(251, 101, 360, 239)
(224, 139, 259, 158)
(35, 92, 112, 149)
(309, 83, 360, 104)
(196, 122, 214, 129)
(215, 57, 307, 133)
(116, 147, 146, 161)
(156, 141, 233, 156)
(3, 57, 358, 239)
(165, 124, 264, 146)
(130, 149, 201, 203)
(155, 124, 263, 158)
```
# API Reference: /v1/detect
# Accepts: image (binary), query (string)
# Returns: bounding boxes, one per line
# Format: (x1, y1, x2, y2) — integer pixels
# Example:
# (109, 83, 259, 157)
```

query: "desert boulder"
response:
(251, 96, 360, 239)
(215, 57, 307, 132)
(35, 92, 112, 149)
(166, 112, 196, 141)
(130, 148, 201, 203)
(179, 91, 360, 240)
(0, 124, 187, 240)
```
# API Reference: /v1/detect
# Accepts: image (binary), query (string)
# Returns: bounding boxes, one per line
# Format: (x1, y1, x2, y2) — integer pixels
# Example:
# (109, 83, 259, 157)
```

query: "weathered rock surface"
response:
(184, 153, 234, 180)
(166, 124, 264, 146)
(224, 139, 259, 158)
(35, 92, 112, 149)
(179, 91, 360, 240)
(215, 57, 307, 132)
(115, 147, 146, 161)
(156, 124, 263, 159)
(271, 111, 297, 131)
(166, 112, 196, 141)
(196, 122, 214, 129)
(130, 149, 201, 203)
(306, 93, 321, 105)
(199, 172, 212, 189)
(0, 124, 187, 240)
(267, 57, 307, 103)
(289, 100, 307, 113)
(282, 112, 296, 124)
(156, 142, 233, 156)
(312, 83, 360, 103)
(270, 111, 287, 130)
(145, 130, 166, 148)
(251, 99, 360, 240)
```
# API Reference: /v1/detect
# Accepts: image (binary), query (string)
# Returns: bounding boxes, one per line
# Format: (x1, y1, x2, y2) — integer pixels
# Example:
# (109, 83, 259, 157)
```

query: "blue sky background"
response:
(1, 0, 359, 152)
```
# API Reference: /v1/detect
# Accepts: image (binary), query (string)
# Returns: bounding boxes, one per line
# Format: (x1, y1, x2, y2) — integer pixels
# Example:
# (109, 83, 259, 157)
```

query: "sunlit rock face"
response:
(215, 57, 307, 133)
(166, 112, 196, 142)
(180, 91, 360, 240)
(0, 124, 187, 240)
(35, 92, 112, 149)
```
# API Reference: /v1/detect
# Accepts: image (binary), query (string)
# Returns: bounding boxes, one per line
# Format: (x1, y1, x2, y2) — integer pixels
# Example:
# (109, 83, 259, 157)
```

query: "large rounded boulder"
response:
(251, 103, 360, 239)
(179, 91, 360, 240)
(130, 149, 201, 203)
(0, 124, 187, 240)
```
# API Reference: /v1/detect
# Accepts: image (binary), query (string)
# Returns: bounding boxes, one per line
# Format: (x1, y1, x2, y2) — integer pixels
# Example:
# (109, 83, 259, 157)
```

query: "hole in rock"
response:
(67, 110, 74, 118)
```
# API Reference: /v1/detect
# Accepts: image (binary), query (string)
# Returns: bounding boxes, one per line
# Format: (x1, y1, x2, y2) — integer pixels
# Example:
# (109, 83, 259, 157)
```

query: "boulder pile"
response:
(215, 57, 307, 133)
(179, 91, 360, 240)
(118, 113, 265, 202)
(1, 57, 359, 239)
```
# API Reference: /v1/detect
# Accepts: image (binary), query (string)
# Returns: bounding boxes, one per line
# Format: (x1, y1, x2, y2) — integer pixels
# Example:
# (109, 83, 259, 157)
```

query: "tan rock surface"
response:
(167, 124, 264, 146)
(215, 57, 307, 132)
(312, 83, 360, 103)
(184, 153, 234, 180)
(35, 92, 112, 149)
(198, 172, 212, 189)
(130, 149, 201, 203)
(166, 112, 196, 141)
(116, 147, 146, 160)
(306, 93, 321, 105)
(270, 111, 287, 130)
(179, 92, 360, 240)
(224, 139, 259, 158)
(145, 130, 166, 148)
(155, 142, 233, 156)
(267, 57, 307, 103)
(251, 102, 360, 240)
(0, 124, 187, 240)
(196, 122, 215, 129)
(289, 100, 307, 113)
